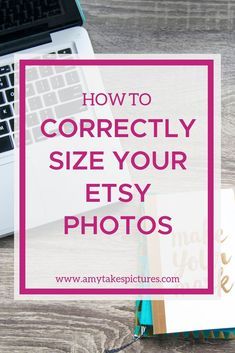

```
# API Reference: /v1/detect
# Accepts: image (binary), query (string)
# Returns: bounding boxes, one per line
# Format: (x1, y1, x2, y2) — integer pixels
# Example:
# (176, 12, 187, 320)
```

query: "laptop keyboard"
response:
(0, 47, 87, 154)
(0, 0, 62, 30)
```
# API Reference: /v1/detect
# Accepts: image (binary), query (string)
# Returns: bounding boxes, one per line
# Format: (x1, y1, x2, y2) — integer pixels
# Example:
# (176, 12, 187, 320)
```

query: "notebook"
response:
(134, 189, 235, 338)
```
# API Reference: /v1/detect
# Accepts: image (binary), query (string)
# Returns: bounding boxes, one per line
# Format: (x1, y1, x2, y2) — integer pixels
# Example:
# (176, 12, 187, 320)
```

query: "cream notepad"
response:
(149, 189, 235, 334)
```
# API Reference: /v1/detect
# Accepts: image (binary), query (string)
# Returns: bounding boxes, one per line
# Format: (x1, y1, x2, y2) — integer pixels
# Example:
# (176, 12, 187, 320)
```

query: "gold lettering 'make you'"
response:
(221, 229, 234, 293)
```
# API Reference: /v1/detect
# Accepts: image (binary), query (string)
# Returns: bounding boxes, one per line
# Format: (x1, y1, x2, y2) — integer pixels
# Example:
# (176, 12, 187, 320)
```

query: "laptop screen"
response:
(0, 0, 83, 46)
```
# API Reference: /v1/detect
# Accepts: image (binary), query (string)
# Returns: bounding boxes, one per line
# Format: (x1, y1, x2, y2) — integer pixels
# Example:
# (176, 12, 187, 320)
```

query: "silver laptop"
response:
(0, 0, 94, 238)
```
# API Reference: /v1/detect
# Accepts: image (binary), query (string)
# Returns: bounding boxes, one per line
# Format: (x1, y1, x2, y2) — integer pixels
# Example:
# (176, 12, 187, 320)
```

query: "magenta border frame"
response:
(19, 59, 214, 295)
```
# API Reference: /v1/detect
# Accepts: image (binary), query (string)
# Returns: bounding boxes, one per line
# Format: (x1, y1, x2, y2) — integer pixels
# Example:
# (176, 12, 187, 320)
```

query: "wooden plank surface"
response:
(1, 0, 235, 351)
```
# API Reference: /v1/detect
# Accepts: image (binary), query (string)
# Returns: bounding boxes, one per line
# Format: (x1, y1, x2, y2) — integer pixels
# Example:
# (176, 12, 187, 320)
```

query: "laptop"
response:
(0, 0, 94, 238)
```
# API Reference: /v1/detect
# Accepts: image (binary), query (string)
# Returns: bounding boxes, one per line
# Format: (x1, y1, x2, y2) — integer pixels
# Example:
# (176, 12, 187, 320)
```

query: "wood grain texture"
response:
(1, 0, 235, 351)
(1, 243, 235, 353)
(82, 0, 235, 187)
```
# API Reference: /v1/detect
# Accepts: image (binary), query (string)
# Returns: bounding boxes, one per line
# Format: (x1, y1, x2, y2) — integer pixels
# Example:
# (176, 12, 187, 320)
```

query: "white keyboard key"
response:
(26, 83, 35, 97)
(27, 113, 40, 128)
(39, 66, 54, 77)
(51, 75, 65, 89)
(43, 92, 58, 106)
(32, 126, 48, 142)
(55, 99, 87, 119)
(26, 68, 39, 81)
(65, 70, 80, 85)
(55, 65, 73, 74)
(36, 79, 50, 94)
(58, 84, 82, 102)
(28, 96, 43, 111)
(39, 108, 54, 121)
